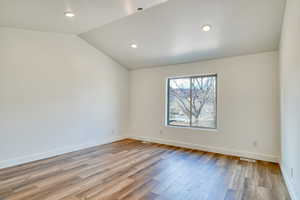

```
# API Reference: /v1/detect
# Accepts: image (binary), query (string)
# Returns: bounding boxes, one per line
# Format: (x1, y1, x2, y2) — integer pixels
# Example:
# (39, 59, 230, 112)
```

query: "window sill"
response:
(165, 125, 219, 133)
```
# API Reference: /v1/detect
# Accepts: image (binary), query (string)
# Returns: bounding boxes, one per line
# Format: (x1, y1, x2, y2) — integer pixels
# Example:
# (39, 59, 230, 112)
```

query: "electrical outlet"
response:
(253, 140, 258, 148)
(291, 168, 294, 179)
(159, 130, 163, 135)
(112, 130, 115, 134)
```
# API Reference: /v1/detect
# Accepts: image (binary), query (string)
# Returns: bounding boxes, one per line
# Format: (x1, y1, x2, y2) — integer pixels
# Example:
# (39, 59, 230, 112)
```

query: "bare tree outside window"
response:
(167, 75, 217, 129)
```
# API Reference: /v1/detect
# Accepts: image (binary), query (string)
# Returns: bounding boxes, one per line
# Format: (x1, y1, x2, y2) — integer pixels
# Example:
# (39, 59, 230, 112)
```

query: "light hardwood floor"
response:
(0, 139, 290, 200)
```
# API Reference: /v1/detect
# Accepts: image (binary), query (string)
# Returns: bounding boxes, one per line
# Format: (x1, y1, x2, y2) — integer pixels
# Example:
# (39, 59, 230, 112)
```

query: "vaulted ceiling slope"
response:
(0, 0, 286, 69)
(0, 0, 168, 34)
(80, 0, 286, 69)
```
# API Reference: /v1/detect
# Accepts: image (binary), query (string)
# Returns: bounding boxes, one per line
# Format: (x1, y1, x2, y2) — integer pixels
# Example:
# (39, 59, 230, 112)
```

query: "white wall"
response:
(0, 28, 128, 168)
(128, 51, 280, 162)
(279, 0, 300, 199)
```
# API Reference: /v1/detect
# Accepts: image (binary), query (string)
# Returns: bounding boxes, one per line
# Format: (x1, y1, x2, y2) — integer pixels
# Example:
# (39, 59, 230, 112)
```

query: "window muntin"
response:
(167, 75, 217, 129)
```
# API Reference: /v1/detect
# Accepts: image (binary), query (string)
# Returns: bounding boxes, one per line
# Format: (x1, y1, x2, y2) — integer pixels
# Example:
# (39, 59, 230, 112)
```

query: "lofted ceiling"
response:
(0, 0, 168, 34)
(0, 0, 286, 69)
(80, 0, 286, 69)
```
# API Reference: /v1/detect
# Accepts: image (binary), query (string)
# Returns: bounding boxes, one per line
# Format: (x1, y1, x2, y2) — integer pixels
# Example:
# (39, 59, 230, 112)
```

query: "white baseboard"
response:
(280, 164, 299, 200)
(0, 136, 125, 169)
(129, 136, 279, 163)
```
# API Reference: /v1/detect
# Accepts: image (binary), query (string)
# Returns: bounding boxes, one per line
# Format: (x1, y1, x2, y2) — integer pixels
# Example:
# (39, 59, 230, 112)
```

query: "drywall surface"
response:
(0, 28, 129, 168)
(129, 51, 280, 162)
(279, 0, 300, 199)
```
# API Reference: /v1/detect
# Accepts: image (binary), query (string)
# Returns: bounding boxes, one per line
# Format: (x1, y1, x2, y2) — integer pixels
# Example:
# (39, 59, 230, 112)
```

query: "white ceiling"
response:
(0, 0, 168, 34)
(0, 0, 286, 69)
(80, 0, 286, 69)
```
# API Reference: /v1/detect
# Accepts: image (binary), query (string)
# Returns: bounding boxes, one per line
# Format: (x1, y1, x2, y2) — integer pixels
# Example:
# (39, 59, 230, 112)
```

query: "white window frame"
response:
(166, 74, 218, 130)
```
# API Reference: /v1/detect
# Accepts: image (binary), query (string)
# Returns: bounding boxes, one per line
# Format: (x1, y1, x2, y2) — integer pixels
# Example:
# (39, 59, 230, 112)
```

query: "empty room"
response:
(0, 0, 299, 199)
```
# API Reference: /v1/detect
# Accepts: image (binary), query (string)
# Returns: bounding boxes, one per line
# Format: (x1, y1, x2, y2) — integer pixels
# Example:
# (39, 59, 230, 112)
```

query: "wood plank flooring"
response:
(0, 139, 291, 200)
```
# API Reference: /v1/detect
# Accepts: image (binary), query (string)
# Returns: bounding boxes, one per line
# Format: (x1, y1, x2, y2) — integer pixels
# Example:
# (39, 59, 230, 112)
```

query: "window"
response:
(167, 74, 217, 129)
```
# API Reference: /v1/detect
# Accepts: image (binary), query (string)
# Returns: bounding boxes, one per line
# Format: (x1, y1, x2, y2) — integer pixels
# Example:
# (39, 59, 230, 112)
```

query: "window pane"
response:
(191, 76, 216, 128)
(168, 78, 191, 126)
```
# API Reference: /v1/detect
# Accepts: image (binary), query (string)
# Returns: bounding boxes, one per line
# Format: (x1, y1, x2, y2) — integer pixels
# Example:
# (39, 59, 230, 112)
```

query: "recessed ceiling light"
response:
(131, 44, 138, 49)
(202, 24, 211, 32)
(137, 7, 144, 11)
(64, 11, 75, 18)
